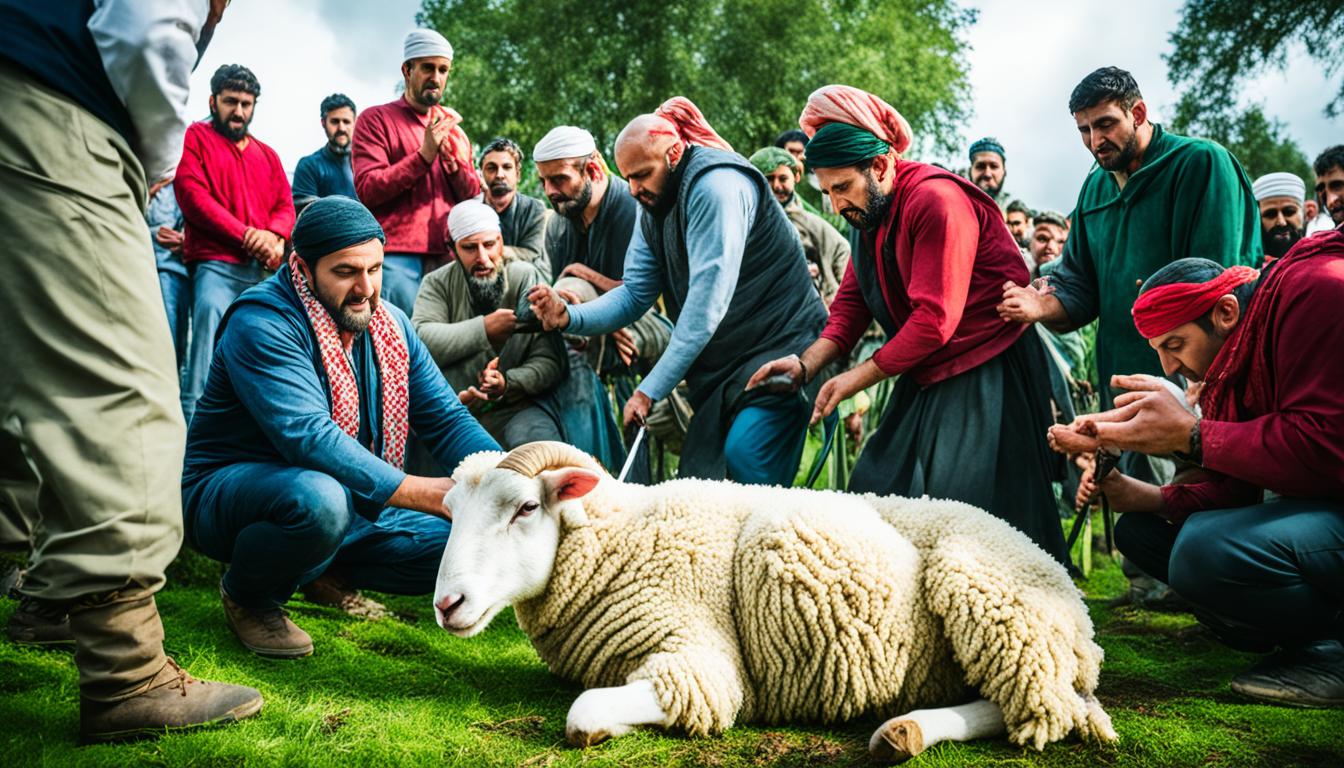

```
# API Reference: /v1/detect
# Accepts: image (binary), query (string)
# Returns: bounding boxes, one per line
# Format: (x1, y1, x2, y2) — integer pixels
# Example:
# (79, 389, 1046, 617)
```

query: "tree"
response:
(1170, 101, 1314, 190)
(1166, 0, 1344, 118)
(417, 0, 975, 162)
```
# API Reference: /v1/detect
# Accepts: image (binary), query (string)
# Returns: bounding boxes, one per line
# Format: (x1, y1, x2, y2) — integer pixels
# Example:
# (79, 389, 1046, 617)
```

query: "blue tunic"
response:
(292, 145, 357, 208)
(183, 265, 498, 518)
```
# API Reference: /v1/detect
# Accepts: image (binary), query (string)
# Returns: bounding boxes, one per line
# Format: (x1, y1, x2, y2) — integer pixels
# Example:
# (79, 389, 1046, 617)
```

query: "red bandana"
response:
(1131, 265, 1260, 339)
(289, 256, 410, 468)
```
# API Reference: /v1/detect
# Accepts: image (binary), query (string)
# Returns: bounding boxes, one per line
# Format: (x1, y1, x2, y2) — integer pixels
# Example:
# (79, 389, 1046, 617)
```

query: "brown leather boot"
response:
(301, 570, 388, 619)
(6, 594, 74, 649)
(80, 657, 262, 743)
(220, 585, 313, 658)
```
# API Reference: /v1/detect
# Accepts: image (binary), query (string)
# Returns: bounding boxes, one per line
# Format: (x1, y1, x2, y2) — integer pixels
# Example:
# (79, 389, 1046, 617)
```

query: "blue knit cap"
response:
(968, 136, 1005, 162)
(292, 196, 385, 266)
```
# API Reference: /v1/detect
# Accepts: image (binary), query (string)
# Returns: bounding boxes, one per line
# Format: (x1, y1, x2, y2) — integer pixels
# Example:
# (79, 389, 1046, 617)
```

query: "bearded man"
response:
(1251, 172, 1306, 265)
(750, 85, 1068, 564)
(414, 200, 564, 448)
(1005, 199, 1033, 250)
(292, 93, 358, 210)
(182, 197, 498, 659)
(529, 99, 827, 485)
(353, 29, 481, 314)
(175, 63, 294, 421)
(1053, 240, 1344, 708)
(968, 136, 1009, 209)
(750, 146, 850, 305)
(479, 137, 547, 275)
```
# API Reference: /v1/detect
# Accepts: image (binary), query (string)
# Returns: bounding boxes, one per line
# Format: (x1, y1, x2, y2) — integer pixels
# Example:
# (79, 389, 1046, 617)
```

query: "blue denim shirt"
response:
(146, 182, 187, 277)
(183, 266, 499, 516)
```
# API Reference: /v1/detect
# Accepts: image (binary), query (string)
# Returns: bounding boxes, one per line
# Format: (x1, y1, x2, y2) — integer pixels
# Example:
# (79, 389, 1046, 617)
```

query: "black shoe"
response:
(1230, 639, 1344, 708)
(6, 594, 75, 649)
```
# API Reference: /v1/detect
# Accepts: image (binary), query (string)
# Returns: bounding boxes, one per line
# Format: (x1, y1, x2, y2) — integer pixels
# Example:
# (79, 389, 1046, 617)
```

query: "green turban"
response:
(749, 146, 799, 177)
(803, 122, 891, 169)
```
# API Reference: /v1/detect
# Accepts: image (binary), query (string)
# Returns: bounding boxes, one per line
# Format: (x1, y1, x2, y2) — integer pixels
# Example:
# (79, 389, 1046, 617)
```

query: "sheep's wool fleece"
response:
(454, 455, 1115, 749)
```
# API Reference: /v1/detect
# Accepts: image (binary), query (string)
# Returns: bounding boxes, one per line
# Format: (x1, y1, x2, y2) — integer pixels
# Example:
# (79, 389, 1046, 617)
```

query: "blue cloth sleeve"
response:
(217, 305, 408, 506)
(291, 155, 320, 203)
(634, 167, 754, 401)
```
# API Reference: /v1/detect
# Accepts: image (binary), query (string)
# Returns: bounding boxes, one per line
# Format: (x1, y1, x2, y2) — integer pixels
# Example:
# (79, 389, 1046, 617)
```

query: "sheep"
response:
(432, 442, 1117, 761)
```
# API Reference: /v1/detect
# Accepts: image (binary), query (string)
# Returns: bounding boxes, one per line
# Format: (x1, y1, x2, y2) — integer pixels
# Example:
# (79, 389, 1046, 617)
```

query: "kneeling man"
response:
(183, 197, 499, 658)
(1056, 235, 1344, 706)
(414, 200, 565, 448)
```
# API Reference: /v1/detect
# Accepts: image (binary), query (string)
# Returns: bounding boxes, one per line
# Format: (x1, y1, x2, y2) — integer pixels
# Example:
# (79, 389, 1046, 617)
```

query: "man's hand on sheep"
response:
(810, 359, 886, 426)
(623, 390, 652, 428)
(386, 475, 454, 520)
(526, 284, 571, 331)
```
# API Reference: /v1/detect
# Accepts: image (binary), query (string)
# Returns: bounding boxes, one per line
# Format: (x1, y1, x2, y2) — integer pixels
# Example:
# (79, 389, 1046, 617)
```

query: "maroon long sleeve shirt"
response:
(820, 162, 1028, 386)
(352, 99, 481, 260)
(1162, 230, 1344, 522)
(175, 121, 294, 265)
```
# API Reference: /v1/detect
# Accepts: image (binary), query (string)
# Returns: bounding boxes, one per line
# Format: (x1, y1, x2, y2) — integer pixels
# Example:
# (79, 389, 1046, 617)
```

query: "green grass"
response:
(2, 544, 1343, 767)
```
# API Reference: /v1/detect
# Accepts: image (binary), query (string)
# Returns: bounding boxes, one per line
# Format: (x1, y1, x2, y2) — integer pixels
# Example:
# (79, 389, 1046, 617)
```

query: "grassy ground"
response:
(3, 537, 1343, 767)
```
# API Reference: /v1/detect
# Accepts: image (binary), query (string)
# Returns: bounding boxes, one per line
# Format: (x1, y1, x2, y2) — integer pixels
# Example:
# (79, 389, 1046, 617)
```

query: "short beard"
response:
(552, 179, 593, 219)
(327, 133, 351, 156)
(467, 270, 505, 314)
(1014, 232, 1030, 249)
(210, 108, 249, 142)
(318, 291, 374, 334)
(977, 179, 1002, 198)
(840, 173, 891, 232)
(1095, 132, 1140, 172)
(412, 85, 439, 109)
(1264, 224, 1303, 258)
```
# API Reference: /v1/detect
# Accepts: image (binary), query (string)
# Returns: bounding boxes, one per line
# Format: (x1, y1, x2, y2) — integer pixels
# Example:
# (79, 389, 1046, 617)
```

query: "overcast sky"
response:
(190, 0, 1342, 213)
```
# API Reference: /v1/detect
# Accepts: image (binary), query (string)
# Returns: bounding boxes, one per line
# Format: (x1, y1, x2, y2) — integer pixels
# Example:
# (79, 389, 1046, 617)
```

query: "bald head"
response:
(615, 114, 687, 215)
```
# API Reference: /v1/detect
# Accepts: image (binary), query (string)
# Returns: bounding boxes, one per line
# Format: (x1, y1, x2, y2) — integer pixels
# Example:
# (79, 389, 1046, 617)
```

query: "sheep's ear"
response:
(538, 468, 601, 503)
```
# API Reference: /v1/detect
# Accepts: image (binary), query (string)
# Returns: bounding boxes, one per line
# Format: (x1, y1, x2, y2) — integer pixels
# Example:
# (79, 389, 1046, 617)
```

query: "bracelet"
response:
(1175, 416, 1203, 465)
(789, 353, 809, 385)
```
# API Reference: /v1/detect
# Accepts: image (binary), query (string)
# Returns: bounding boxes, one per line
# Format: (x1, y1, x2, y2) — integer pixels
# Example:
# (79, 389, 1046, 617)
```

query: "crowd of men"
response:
(1, 1, 1342, 745)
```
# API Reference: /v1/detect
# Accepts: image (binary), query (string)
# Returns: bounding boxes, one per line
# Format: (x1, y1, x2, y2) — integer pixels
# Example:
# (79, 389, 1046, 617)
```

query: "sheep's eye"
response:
(512, 500, 540, 522)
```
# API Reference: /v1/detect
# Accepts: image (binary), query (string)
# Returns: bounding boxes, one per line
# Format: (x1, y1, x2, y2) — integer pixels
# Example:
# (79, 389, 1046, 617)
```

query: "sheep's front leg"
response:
(565, 679, 670, 747)
(869, 699, 1006, 763)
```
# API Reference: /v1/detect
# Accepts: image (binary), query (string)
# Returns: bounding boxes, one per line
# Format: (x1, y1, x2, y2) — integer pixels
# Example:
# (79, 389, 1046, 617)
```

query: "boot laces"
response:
(162, 657, 198, 697)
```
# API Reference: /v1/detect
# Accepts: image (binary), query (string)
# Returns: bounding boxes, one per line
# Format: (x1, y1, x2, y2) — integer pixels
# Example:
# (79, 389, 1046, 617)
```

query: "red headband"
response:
(1132, 265, 1260, 339)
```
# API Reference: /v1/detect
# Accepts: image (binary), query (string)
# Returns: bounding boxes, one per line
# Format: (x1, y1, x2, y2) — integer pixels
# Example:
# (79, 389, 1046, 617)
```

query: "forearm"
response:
(566, 285, 651, 336)
(801, 338, 843, 383)
(414, 318, 489, 366)
(386, 475, 452, 519)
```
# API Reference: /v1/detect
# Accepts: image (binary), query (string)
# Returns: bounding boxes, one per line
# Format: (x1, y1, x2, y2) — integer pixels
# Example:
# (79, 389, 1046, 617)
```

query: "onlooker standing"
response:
(146, 180, 190, 406)
(175, 64, 295, 422)
(353, 29, 481, 314)
(478, 136, 547, 275)
(0, 0, 261, 743)
(292, 92, 358, 211)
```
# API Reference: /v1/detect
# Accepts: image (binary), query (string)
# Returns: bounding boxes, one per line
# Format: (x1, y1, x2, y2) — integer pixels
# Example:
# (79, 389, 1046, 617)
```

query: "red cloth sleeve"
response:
(352, 109, 431, 208)
(817, 258, 872, 356)
(869, 179, 977, 376)
(1160, 477, 1263, 525)
(173, 125, 247, 245)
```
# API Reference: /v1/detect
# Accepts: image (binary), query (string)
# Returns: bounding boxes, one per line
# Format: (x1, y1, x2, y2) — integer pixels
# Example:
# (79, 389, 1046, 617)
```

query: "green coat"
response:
(784, 194, 850, 303)
(1050, 124, 1260, 406)
(411, 260, 564, 436)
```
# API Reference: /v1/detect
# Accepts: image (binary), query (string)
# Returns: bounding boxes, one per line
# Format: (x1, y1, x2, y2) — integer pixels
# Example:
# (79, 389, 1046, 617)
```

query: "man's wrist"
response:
(788, 353, 809, 385)
(1174, 416, 1203, 465)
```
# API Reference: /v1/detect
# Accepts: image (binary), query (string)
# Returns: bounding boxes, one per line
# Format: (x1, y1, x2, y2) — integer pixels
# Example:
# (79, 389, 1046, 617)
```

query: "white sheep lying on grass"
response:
(433, 442, 1117, 761)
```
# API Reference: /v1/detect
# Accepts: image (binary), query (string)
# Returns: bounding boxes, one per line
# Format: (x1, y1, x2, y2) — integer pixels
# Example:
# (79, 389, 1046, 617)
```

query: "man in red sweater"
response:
(1053, 237, 1344, 708)
(750, 85, 1067, 564)
(175, 64, 294, 421)
(352, 29, 481, 315)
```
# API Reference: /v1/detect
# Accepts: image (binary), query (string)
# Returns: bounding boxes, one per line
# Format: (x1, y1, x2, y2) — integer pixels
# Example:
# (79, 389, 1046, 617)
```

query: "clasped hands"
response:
(458, 357, 507, 407)
(243, 226, 285, 271)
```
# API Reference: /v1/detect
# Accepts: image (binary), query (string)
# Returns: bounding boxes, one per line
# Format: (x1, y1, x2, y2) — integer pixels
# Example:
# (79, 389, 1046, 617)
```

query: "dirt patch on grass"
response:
(321, 707, 351, 734)
(470, 715, 547, 738)
(751, 731, 850, 766)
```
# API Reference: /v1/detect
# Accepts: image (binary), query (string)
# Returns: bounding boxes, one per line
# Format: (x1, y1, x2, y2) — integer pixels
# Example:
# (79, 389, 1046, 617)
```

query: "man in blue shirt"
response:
(146, 180, 190, 390)
(292, 93, 358, 211)
(528, 99, 826, 485)
(183, 197, 498, 659)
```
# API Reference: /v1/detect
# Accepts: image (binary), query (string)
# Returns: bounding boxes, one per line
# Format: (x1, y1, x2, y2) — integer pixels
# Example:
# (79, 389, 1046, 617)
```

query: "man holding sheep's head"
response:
(180, 197, 499, 659)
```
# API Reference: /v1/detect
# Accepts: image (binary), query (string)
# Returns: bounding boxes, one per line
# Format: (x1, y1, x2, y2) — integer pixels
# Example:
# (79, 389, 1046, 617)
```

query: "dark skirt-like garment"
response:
(849, 330, 1070, 565)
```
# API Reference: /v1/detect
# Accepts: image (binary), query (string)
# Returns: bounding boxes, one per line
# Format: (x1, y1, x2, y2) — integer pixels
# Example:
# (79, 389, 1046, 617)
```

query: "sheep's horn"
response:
(495, 441, 600, 478)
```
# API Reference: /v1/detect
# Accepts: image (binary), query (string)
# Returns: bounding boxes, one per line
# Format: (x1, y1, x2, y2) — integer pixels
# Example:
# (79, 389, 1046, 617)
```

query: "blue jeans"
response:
(184, 462, 452, 611)
(722, 396, 808, 486)
(184, 260, 267, 423)
(1115, 497, 1344, 651)
(158, 269, 190, 414)
(381, 253, 424, 316)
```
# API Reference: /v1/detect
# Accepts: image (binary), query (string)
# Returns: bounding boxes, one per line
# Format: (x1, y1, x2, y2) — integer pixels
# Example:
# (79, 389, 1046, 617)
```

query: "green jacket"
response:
(411, 260, 563, 436)
(1050, 124, 1260, 406)
(784, 194, 850, 303)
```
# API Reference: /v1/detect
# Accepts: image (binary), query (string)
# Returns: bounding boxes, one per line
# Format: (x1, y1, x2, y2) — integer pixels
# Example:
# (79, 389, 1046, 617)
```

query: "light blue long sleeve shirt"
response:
(566, 167, 757, 401)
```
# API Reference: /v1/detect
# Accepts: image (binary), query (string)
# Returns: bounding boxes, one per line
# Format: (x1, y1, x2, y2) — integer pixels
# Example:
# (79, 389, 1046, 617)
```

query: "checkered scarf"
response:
(288, 257, 410, 468)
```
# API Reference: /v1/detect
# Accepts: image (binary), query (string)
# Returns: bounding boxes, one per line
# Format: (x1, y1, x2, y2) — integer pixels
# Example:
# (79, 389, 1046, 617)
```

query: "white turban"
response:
(1252, 172, 1305, 203)
(403, 29, 453, 63)
(447, 200, 500, 244)
(533, 126, 597, 163)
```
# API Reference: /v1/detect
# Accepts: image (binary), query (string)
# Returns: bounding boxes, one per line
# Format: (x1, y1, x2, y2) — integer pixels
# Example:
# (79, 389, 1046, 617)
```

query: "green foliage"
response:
(5, 550, 1344, 766)
(1170, 101, 1314, 191)
(1166, 0, 1344, 119)
(417, 0, 975, 161)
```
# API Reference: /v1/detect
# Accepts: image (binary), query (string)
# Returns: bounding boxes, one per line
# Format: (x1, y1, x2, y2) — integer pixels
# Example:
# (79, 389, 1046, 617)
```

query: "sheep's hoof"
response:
(566, 728, 611, 748)
(869, 718, 925, 763)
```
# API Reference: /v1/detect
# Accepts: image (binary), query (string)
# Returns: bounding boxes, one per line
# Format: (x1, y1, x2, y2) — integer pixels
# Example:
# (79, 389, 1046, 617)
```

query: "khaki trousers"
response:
(0, 61, 183, 699)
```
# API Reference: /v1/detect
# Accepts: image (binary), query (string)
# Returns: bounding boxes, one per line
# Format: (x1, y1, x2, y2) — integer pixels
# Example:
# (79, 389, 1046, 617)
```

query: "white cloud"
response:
(190, 0, 1341, 212)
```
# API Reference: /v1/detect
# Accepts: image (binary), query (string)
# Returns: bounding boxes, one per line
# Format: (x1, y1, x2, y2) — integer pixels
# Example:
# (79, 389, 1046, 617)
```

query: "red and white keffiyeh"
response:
(289, 257, 410, 468)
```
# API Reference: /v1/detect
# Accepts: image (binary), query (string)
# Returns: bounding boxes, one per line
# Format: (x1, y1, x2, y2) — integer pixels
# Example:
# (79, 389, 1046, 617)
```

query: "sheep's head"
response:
(433, 441, 604, 637)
